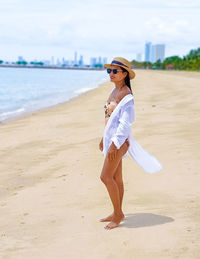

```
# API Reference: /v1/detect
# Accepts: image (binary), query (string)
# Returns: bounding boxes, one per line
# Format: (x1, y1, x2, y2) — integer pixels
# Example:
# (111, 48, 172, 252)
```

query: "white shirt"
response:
(103, 94, 162, 174)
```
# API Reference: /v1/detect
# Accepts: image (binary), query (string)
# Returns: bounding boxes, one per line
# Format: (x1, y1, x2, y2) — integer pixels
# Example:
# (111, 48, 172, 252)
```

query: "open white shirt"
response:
(103, 94, 162, 174)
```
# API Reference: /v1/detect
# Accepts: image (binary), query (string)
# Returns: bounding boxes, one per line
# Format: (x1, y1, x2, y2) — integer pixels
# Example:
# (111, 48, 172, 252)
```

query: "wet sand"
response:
(0, 70, 200, 258)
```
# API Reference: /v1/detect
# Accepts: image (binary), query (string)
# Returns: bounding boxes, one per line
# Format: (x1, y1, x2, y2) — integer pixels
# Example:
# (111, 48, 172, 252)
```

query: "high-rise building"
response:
(18, 56, 25, 62)
(150, 44, 165, 63)
(145, 42, 165, 63)
(145, 42, 151, 62)
(90, 56, 108, 67)
(150, 45, 156, 63)
(90, 57, 97, 67)
(78, 55, 84, 66)
(74, 51, 78, 65)
(51, 56, 54, 65)
(103, 57, 107, 65)
(56, 58, 61, 66)
(42, 59, 50, 66)
(98, 56, 102, 64)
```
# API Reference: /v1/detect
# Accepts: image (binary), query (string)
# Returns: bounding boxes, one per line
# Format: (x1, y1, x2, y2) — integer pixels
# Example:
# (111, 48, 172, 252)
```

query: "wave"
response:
(0, 108, 25, 121)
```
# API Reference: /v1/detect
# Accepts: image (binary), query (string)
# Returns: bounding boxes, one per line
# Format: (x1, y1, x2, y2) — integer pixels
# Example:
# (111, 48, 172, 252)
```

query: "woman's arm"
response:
(99, 137, 103, 151)
(111, 102, 135, 150)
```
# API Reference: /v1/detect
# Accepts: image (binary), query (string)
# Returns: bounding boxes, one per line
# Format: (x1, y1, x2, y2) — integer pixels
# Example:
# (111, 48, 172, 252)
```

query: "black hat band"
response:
(111, 60, 128, 68)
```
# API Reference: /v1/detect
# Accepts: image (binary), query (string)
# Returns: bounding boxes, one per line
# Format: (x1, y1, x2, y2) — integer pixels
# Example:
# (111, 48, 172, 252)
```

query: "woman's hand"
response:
(99, 137, 103, 151)
(107, 142, 117, 161)
(125, 138, 130, 148)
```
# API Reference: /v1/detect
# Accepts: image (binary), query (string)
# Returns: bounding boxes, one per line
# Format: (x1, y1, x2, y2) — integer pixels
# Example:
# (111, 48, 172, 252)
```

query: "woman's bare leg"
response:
(114, 159, 124, 224)
(114, 159, 124, 209)
(100, 159, 124, 222)
(100, 142, 128, 230)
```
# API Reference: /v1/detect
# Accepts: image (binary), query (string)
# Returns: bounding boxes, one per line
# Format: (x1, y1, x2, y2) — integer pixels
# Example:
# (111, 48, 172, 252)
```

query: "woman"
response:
(99, 57, 162, 230)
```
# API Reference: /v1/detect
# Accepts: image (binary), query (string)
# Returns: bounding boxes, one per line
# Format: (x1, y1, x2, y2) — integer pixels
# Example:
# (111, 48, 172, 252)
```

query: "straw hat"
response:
(104, 57, 135, 79)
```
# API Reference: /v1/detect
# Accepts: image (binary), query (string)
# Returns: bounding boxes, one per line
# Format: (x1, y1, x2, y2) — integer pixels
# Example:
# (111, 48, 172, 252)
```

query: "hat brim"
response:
(104, 63, 135, 80)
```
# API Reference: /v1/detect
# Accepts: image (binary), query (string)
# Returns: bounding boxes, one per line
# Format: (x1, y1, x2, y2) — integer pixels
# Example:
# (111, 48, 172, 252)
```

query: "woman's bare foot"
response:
(104, 213, 124, 230)
(99, 213, 114, 222)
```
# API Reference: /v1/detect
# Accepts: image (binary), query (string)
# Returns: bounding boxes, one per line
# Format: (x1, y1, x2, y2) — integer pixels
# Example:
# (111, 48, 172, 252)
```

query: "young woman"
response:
(99, 57, 162, 230)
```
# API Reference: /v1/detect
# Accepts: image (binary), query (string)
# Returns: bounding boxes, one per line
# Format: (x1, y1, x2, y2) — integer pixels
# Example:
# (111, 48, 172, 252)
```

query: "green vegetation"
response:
(30, 61, 44, 66)
(131, 47, 200, 71)
(94, 64, 103, 68)
(16, 61, 28, 65)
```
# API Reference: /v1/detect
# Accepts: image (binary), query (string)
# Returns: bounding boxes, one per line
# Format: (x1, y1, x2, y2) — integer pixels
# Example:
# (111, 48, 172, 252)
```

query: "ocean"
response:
(0, 67, 107, 122)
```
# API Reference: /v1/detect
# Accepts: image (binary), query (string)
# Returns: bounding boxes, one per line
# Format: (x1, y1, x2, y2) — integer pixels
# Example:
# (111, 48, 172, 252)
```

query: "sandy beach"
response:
(0, 70, 200, 259)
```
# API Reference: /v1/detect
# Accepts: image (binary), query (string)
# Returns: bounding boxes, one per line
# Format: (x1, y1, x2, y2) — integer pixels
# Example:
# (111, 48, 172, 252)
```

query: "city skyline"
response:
(1, 52, 108, 68)
(2, 41, 199, 67)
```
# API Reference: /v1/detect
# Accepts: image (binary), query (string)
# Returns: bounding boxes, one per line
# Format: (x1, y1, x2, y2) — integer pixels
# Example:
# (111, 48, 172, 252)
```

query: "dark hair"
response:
(121, 67, 132, 93)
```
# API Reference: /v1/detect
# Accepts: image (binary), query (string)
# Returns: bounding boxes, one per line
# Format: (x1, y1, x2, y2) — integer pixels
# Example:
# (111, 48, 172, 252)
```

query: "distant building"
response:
(18, 56, 25, 62)
(90, 57, 97, 67)
(42, 60, 50, 65)
(78, 55, 84, 66)
(150, 44, 165, 63)
(166, 64, 174, 70)
(90, 56, 108, 67)
(56, 58, 61, 66)
(145, 42, 151, 62)
(74, 51, 78, 65)
(98, 56, 102, 64)
(150, 45, 156, 63)
(62, 58, 69, 66)
(103, 57, 107, 65)
(144, 42, 165, 63)
(51, 56, 54, 65)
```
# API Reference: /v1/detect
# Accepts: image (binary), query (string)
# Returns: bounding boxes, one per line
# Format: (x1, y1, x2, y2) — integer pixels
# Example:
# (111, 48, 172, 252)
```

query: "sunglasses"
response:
(107, 68, 123, 74)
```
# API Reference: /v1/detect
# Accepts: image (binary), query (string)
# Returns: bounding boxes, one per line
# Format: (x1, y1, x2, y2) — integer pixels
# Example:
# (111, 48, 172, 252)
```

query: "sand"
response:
(0, 70, 200, 259)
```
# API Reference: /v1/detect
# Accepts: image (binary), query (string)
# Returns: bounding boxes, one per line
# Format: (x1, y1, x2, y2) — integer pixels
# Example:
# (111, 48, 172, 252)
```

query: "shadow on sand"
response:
(120, 213, 174, 228)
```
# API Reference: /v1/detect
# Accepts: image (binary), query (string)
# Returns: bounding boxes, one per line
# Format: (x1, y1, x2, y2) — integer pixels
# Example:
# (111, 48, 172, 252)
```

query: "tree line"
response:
(131, 47, 200, 71)
(0, 60, 44, 66)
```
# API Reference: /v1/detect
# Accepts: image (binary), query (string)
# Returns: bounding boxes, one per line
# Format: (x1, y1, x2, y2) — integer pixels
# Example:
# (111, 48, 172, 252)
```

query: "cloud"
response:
(145, 18, 191, 40)
(0, 0, 199, 61)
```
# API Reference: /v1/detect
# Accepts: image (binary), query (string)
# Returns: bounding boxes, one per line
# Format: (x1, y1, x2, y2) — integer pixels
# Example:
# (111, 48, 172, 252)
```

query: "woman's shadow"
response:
(120, 213, 174, 228)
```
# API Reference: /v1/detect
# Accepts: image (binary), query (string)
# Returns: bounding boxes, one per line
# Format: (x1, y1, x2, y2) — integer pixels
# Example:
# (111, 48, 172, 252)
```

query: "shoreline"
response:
(0, 70, 200, 258)
(0, 67, 107, 124)
(0, 81, 107, 125)
(0, 64, 105, 71)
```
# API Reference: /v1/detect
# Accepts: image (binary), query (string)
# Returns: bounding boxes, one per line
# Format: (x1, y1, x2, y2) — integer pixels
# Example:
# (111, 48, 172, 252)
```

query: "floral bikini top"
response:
(104, 100, 118, 118)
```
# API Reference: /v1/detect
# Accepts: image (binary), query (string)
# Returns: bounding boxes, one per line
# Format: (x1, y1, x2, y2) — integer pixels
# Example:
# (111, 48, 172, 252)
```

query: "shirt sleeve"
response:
(111, 102, 135, 149)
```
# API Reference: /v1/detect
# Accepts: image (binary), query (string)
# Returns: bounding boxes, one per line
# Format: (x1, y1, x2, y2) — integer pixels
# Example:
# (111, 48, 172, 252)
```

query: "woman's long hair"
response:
(121, 67, 132, 93)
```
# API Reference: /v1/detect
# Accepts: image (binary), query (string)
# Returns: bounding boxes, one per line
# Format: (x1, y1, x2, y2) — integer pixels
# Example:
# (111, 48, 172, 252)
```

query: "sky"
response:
(0, 0, 199, 63)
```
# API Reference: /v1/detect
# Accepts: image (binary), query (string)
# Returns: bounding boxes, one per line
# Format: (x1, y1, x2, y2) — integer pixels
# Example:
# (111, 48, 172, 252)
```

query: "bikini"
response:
(104, 100, 118, 118)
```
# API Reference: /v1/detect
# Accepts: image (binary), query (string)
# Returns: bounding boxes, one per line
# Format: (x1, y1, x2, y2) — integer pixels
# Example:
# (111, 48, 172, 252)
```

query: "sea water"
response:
(0, 67, 107, 122)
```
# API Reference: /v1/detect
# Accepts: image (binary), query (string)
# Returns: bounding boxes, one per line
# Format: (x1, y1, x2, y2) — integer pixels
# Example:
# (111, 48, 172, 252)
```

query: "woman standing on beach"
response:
(99, 57, 162, 230)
